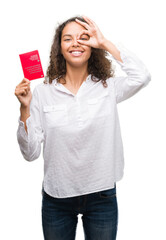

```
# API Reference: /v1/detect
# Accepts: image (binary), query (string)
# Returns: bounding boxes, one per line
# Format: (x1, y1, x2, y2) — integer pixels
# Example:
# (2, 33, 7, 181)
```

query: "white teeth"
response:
(71, 51, 83, 56)
(72, 51, 82, 53)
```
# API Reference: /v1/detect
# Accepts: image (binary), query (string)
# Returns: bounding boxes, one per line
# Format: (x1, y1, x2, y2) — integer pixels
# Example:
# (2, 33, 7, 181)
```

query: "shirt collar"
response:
(53, 74, 92, 86)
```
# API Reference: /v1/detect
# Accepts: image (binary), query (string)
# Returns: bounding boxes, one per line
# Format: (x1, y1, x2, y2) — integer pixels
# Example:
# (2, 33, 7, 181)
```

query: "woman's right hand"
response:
(15, 78, 32, 108)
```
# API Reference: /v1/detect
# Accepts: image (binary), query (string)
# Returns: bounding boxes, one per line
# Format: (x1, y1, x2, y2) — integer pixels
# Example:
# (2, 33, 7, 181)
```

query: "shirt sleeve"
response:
(110, 42, 151, 104)
(17, 86, 44, 161)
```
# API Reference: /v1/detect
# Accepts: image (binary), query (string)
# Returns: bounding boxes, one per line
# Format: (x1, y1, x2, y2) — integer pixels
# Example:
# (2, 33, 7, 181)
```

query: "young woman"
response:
(15, 16, 151, 240)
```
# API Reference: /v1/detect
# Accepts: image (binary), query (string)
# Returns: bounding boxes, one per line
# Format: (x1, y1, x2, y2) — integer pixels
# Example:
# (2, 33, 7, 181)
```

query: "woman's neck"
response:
(64, 64, 89, 88)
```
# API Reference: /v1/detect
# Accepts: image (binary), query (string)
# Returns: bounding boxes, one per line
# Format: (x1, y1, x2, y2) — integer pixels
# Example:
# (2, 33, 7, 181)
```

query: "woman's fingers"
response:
(16, 79, 30, 91)
(22, 78, 30, 83)
(15, 78, 32, 106)
(15, 87, 28, 96)
(75, 16, 96, 30)
(77, 30, 91, 46)
(15, 88, 26, 96)
(77, 29, 90, 40)
(82, 16, 95, 26)
(77, 38, 90, 46)
(21, 78, 30, 85)
(21, 89, 27, 96)
(15, 81, 31, 97)
(75, 18, 89, 30)
(18, 82, 30, 88)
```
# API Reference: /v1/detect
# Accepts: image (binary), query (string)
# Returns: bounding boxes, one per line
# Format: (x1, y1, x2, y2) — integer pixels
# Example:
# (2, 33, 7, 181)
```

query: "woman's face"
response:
(61, 21, 91, 68)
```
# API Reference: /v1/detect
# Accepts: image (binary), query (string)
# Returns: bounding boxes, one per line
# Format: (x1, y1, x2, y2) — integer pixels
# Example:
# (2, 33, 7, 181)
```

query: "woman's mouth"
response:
(69, 51, 84, 57)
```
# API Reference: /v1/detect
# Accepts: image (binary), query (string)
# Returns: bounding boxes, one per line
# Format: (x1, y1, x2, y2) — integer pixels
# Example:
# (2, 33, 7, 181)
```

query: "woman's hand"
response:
(75, 16, 106, 49)
(15, 78, 32, 108)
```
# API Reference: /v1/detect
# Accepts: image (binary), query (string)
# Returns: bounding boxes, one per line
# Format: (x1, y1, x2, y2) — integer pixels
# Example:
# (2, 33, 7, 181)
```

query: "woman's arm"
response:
(76, 16, 151, 103)
(15, 79, 44, 161)
(15, 78, 31, 132)
(100, 39, 123, 63)
(75, 16, 123, 62)
(108, 42, 151, 103)
(20, 106, 30, 132)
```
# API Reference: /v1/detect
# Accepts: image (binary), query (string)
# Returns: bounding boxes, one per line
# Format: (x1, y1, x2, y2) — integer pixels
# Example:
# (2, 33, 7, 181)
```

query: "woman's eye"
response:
(80, 38, 88, 40)
(64, 39, 71, 41)
(80, 34, 89, 40)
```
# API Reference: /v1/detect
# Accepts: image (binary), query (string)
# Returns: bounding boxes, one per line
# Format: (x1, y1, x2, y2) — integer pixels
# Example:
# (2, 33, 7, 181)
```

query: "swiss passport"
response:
(19, 50, 44, 80)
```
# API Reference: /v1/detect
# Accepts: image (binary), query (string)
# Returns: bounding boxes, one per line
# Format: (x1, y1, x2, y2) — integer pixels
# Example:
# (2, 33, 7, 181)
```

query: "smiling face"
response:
(61, 21, 91, 68)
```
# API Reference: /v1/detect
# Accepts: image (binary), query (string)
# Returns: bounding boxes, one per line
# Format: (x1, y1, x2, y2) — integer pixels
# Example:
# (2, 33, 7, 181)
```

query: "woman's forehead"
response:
(62, 21, 86, 36)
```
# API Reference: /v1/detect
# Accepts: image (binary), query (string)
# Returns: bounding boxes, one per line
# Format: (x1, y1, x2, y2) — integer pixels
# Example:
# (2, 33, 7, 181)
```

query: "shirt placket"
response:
(75, 96, 84, 128)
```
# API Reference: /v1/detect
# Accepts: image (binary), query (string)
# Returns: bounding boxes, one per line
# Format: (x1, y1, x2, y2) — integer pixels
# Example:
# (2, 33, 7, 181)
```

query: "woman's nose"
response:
(72, 37, 80, 46)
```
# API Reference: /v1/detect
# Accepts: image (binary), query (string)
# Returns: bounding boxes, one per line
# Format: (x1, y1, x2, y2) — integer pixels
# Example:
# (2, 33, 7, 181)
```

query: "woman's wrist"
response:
(100, 39, 123, 63)
(20, 105, 30, 122)
(99, 38, 111, 50)
(20, 103, 30, 110)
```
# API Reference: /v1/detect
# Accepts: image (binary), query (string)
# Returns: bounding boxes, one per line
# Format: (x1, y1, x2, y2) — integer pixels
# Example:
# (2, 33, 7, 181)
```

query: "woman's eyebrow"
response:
(62, 34, 72, 38)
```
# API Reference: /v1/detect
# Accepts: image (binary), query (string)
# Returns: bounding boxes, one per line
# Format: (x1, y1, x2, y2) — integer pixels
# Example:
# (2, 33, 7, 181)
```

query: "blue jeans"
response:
(42, 185, 118, 240)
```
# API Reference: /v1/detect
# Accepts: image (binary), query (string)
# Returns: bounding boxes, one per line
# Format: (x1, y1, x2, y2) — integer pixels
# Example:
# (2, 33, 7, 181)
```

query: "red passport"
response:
(19, 50, 44, 80)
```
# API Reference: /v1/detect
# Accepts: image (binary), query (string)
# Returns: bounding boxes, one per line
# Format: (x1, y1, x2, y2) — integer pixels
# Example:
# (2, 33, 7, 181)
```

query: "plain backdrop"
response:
(0, 0, 166, 239)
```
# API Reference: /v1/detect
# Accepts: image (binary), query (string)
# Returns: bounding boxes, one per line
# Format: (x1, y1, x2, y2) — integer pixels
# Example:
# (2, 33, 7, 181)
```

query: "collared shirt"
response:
(17, 43, 151, 198)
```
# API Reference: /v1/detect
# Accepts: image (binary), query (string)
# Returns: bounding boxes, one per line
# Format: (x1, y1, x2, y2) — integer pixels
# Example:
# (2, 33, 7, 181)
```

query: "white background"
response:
(0, 0, 166, 239)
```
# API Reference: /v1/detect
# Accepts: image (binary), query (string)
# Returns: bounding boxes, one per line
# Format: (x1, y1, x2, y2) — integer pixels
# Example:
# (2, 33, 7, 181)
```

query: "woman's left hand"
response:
(75, 16, 106, 49)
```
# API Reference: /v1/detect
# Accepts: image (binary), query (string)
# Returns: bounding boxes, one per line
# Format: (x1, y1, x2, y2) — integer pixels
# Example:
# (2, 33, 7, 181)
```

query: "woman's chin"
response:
(66, 60, 88, 68)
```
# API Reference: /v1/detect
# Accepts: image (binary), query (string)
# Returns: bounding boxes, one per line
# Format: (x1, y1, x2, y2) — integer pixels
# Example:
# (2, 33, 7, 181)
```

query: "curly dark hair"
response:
(44, 16, 115, 88)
